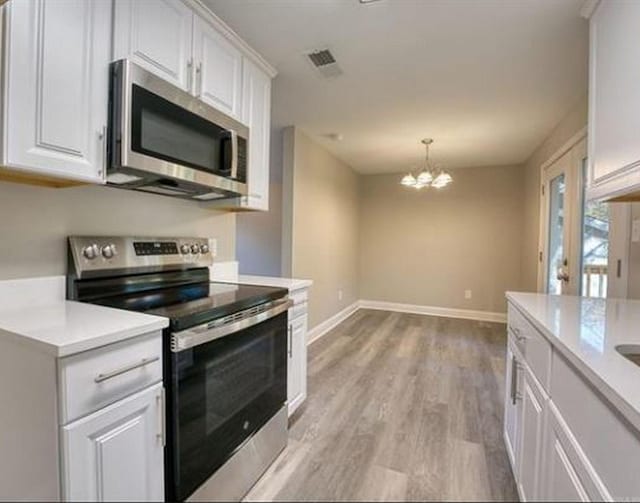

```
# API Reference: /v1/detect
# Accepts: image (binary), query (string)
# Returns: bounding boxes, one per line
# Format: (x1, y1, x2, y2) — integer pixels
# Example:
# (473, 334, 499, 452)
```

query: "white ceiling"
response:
(204, 0, 588, 174)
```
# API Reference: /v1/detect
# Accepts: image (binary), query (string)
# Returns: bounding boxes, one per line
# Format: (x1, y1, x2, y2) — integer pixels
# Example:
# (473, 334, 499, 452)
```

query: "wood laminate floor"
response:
(245, 309, 519, 502)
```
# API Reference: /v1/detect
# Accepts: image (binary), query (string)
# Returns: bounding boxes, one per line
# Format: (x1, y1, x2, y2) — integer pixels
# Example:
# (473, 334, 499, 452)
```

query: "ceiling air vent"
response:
(305, 49, 343, 78)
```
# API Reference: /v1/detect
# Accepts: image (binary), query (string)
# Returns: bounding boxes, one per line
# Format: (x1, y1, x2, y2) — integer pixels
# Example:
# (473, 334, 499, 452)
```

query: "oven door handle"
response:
(171, 298, 293, 352)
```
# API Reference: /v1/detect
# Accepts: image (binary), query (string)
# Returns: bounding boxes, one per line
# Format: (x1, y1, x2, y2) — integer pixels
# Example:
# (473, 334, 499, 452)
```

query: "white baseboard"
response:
(307, 301, 361, 345)
(358, 299, 507, 323)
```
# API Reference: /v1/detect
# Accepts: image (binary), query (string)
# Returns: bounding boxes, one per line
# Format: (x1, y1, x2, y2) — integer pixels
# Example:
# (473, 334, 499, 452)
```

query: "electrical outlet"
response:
(464, 289, 472, 300)
(338, 289, 343, 301)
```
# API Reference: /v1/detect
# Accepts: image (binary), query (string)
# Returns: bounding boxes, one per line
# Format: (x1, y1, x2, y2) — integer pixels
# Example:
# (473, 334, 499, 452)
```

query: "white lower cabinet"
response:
(543, 405, 590, 502)
(62, 383, 165, 502)
(517, 368, 547, 502)
(505, 301, 625, 502)
(287, 314, 308, 417)
(503, 342, 521, 469)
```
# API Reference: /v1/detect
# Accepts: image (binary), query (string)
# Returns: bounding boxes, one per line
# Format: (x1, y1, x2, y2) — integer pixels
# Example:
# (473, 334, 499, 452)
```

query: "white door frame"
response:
(537, 126, 631, 297)
(537, 128, 586, 294)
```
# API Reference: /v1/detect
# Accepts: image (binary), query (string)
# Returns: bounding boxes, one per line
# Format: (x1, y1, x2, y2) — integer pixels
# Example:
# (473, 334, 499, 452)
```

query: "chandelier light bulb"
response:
(401, 173, 416, 186)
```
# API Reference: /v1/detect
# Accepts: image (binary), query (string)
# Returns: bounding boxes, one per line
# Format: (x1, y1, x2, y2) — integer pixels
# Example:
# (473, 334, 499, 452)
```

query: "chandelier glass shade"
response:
(400, 139, 452, 190)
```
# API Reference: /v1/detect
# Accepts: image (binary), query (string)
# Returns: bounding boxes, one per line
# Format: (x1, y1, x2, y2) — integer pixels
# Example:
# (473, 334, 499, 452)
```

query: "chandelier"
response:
(400, 138, 452, 189)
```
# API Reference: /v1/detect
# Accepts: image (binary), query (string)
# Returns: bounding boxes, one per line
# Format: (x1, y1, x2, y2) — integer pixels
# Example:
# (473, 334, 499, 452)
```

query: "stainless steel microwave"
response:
(107, 59, 249, 201)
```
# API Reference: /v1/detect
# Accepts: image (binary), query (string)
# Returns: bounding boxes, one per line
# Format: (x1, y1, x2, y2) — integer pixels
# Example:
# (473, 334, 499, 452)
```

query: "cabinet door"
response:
(589, 1, 640, 187)
(518, 369, 546, 501)
(4, 0, 111, 183)
(504, 344, 521, 471)
(62, 383, 165, 502)
(193, 16, 242, 118)
(287, 314, 307, 417)
(544, 425, 589, 502)
(240, 58, 272, 211)
(113, 0, 194, 91)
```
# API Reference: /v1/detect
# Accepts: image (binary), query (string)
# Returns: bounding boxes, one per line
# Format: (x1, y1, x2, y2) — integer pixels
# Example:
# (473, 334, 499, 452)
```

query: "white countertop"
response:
(0, 301, 168, 358)
(236, 274, 313, 292)
(507, 292, 640, 430)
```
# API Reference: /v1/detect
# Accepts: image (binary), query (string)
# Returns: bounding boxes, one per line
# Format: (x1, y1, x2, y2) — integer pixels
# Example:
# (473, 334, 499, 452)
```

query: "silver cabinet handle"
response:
(288, 325, 293, 358)
(196, 62, 203, 98)
(510, 355, 518, 405)
(156, 387, 166, 446)
(94, 356, 159, 383)
(97, 125, 107, 178)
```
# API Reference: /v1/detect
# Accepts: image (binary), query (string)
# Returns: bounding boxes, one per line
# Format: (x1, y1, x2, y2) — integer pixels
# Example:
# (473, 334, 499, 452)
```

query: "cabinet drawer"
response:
(508, 303, 551, 391)
(288, 301, 308, 321)
(59, 331, 162, 424)
(289, 289, 308, 306)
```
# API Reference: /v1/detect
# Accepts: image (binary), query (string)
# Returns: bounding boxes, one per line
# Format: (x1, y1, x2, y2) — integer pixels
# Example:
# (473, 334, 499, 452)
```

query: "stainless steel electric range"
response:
(67, 236, 290, 502)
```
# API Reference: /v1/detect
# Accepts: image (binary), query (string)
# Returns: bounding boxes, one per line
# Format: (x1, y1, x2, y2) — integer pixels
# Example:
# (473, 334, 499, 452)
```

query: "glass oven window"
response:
(169, 311, 287, 501)
(130, 84, 241, 180)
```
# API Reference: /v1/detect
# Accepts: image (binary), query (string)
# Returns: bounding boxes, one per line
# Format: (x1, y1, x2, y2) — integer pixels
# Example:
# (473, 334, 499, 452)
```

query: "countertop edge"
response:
(506, 292, 640, 432)
(0, 306, 169, 358)
(233, 275, 313, 292)
(56, 317, 169, 358)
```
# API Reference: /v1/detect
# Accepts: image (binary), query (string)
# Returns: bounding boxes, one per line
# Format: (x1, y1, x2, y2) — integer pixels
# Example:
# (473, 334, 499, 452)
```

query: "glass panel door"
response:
(547, 174, 566, 294)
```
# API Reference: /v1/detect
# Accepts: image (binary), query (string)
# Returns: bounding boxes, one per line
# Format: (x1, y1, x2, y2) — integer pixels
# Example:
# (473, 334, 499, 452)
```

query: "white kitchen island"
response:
(505, 292, 640, 502)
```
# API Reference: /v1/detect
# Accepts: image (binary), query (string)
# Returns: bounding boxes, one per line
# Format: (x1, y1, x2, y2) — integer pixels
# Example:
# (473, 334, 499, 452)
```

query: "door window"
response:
(579, 163, 610, 298)
(546, 174, 566, 294)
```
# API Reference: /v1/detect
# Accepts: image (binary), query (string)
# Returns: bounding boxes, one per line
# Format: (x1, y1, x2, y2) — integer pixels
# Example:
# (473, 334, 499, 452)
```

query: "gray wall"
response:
(236, 127, 284, 276)
(283, 127, 361, 329)
(0, 181, 235, 280)
(359, 165, 525, 313)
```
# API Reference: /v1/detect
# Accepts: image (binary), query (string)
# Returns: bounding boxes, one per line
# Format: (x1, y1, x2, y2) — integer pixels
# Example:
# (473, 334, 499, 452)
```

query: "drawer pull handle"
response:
(94, 356, 159, 383)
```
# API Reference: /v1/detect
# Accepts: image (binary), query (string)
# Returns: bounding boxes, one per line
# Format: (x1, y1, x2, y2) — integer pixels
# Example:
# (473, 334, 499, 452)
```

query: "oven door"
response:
(166, 302, 289, 501)
(109, 59, 248, 197)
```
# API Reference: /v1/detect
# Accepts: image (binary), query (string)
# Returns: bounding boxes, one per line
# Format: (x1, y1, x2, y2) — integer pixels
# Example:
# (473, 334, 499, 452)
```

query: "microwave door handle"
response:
(231, 130, 238, 179)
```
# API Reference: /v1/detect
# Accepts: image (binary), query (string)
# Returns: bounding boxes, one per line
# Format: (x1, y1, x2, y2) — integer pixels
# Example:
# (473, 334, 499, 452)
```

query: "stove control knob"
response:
(82, 244, 99, 260)
(191, 244, 200, 254)
(101, 244, 116, 259)
(200, 244, 209, 254)
(180, 244, 191, 254)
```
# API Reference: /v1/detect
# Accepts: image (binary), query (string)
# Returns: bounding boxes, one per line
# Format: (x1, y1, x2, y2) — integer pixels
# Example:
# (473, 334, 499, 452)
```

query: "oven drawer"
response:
(58, 331, 162, 424)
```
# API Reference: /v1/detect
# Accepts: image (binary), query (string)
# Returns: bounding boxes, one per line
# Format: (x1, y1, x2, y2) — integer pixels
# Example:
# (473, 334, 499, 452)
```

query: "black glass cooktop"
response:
(91, 281, 288, 331)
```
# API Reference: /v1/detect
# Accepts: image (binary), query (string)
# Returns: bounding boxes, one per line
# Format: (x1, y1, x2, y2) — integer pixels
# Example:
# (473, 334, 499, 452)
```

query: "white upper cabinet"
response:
(113, 0, 194, 92)
(241, 58, 271, 210)
(204, 56, 272, 211)
(2, 0, 111, 184)
(193, 16, 243, 118)
(587, 1, 640, 200)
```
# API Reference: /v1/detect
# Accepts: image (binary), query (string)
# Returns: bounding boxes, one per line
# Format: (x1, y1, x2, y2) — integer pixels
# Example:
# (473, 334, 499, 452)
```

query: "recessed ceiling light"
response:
(359, 0, 382, 4)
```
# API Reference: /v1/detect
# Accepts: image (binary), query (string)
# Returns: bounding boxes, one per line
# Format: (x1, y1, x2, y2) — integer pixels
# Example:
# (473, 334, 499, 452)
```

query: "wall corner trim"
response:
(307, 299, 507, 347)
